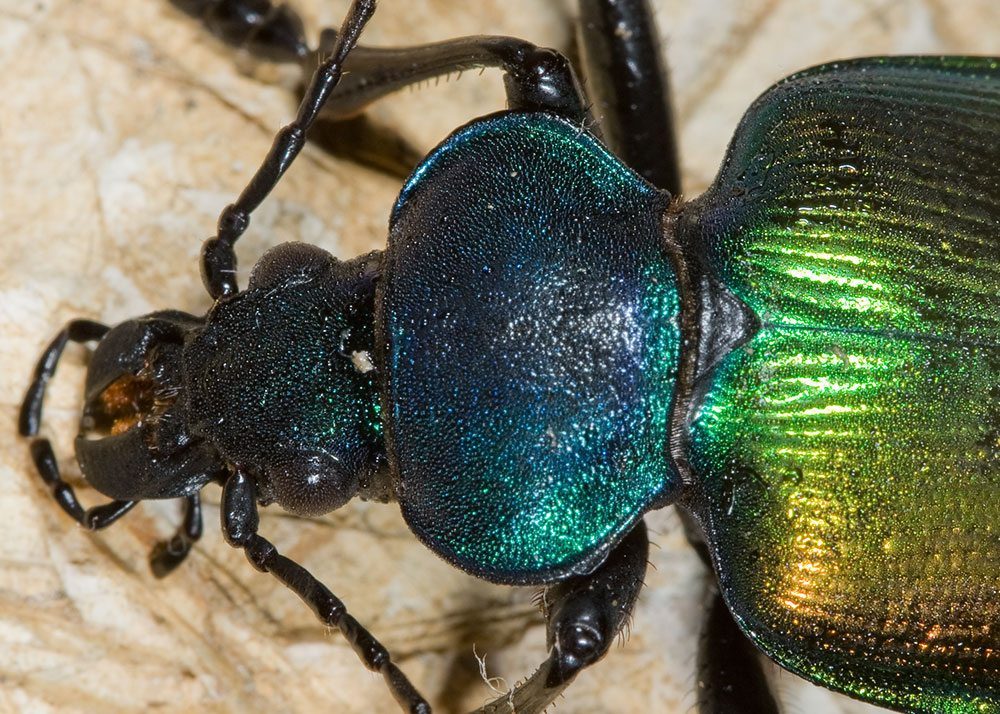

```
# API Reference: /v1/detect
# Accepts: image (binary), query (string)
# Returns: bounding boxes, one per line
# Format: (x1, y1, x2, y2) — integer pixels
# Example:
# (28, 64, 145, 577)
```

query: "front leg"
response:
(220, 468, 431, 714)
(150, 494, 204, 577)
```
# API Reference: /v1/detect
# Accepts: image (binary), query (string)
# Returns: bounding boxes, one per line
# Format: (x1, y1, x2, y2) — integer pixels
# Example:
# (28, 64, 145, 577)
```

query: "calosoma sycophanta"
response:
(7, 1, 1000, 712)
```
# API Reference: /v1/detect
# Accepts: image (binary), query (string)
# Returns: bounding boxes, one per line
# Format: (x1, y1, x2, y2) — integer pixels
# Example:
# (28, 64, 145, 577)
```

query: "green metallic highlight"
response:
(386, 113, 680, 582)
(691, 329, 1000, 713)
(683, 56, 1000, 711)
(696, 56, 1000, 342)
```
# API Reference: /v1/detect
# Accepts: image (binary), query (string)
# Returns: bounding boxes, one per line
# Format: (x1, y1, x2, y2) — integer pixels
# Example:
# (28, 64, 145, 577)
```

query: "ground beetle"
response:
(11, 0, 1000, 712)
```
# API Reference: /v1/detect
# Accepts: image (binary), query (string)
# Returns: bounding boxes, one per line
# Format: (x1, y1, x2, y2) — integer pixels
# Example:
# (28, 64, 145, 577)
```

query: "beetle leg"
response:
(577, 0, 680, 194)
(471, 521, 649, 714)
(172, 0, 591, 135)
(168, 0, 308, 63)
(677, 510, 781, 713)
(313, 34, 591, 126)
(697, 587, 780, 714)
(201, 0, 376, 299)
(306, 31, 593, 184)
(150, 494, 204, 578)
(220, 467, 430, 714)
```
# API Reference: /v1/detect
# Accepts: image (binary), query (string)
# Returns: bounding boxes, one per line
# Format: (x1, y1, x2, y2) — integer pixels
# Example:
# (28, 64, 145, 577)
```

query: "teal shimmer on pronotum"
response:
(682, 56, 1000, 713)
(383, 113, 682, 583)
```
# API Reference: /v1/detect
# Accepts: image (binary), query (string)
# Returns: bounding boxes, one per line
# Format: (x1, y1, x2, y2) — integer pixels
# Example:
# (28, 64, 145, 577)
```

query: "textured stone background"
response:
(2, 1, 997, 712)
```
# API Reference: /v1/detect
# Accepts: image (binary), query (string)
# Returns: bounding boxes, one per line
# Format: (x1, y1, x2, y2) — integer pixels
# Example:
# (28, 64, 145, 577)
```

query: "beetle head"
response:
(34, 243, 386, 518)
(75, 310, 223, 501)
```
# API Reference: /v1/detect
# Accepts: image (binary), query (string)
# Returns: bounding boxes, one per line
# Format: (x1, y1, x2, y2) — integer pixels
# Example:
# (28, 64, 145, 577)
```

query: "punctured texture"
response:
(184, 244, 382, 515)
(382, 112, 681, 584)
(683, 56, 1000, 713)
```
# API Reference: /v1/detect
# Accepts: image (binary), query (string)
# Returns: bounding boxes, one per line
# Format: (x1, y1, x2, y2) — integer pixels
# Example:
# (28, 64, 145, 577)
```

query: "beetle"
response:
(7, 1, 1000, 712)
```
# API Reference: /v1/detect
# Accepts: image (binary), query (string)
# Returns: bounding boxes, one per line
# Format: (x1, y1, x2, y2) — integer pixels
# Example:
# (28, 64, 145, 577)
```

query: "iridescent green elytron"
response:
(683, 57, 1000, 712)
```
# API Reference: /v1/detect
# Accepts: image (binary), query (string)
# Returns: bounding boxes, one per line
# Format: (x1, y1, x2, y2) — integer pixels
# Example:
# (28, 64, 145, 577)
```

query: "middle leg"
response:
(473, 521, 649, 714)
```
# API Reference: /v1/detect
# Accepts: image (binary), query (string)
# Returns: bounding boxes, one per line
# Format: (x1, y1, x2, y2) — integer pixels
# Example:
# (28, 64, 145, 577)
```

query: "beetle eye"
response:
(266, 452, 359, 516)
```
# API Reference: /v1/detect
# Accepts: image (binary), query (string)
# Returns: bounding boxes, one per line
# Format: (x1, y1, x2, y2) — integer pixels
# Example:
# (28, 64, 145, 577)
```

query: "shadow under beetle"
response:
(19, 0, 1000, 711)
